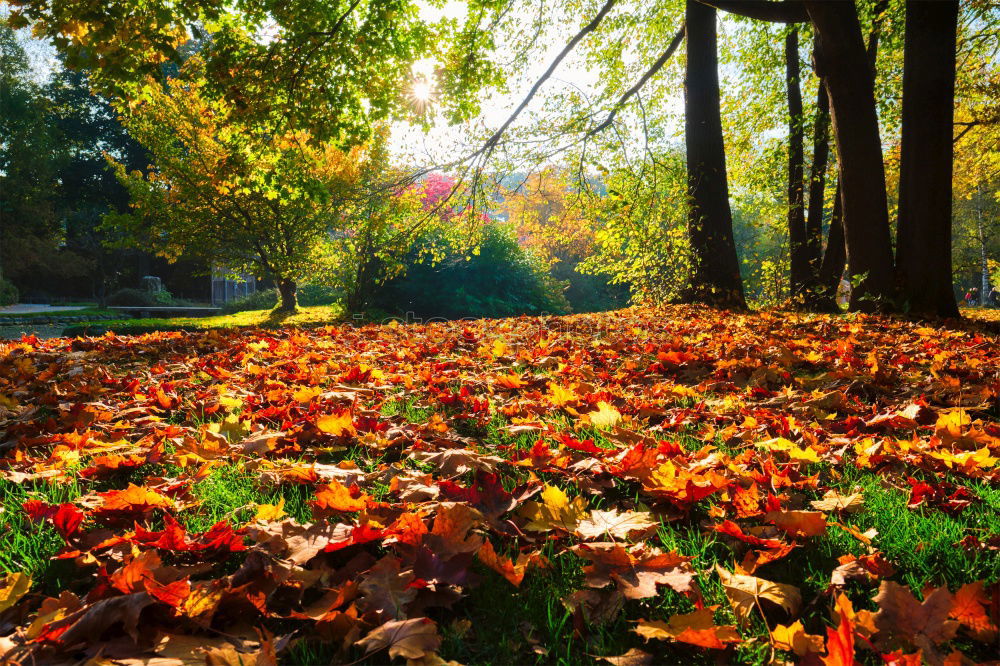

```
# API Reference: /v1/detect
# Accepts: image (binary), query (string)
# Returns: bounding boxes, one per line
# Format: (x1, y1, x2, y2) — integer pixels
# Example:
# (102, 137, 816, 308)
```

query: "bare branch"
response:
(586, 24, 685, 138)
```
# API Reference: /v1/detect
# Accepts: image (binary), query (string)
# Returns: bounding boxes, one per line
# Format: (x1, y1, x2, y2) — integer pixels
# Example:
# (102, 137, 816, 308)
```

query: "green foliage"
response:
(373, 223, 570, 319)
(10, 0, 506, 144)
(0, 279, 18, 306)
(106, 59, 368, 293)
(105, 287, 189, 307)
(579, 152, 692, 304)
(312, 136, 457, 311)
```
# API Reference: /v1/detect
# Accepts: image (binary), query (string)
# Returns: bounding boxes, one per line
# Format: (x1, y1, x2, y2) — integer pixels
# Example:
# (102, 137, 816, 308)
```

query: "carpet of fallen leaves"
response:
(0, 306, 998, 665)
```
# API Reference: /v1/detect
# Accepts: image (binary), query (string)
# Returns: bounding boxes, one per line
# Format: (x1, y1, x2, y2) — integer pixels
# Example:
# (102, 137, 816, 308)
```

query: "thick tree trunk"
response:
(276, 278, 298, 312)
(816, 181, 845, 310)
(806, 0, 895, 312)
(785, 26, 808, 304)
(684, 0, 747, 310)
(803, 79, 828, 297)
(895, 0, 960, 318)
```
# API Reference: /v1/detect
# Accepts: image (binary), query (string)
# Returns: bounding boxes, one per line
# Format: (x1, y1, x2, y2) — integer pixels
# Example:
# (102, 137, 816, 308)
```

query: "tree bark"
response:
(785, 25, 808, 303)
(806, 0, 895, 312)
(276, 278, 298, 312)
(817, 181, 845, 309)
(803, 78, 828, 298)
(894, 0, 960, 318)
(684, 0, 746, 310)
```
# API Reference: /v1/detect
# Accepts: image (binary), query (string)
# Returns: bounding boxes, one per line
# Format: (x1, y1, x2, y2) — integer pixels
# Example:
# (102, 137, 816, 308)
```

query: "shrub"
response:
(0, 278, 18, 306)
(219, 285, 341, 314)
(373, 224, 571, 319)
(106, 288, 189, 307)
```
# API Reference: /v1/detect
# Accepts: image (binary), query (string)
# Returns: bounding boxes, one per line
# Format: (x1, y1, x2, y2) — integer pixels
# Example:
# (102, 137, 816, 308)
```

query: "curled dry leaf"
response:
(573, 508, 658, 541)
(355, 617, 442, 661)
(716, 565, 801, 624)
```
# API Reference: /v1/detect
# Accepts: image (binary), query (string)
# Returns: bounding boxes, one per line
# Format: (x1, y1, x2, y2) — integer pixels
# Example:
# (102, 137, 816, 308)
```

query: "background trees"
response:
(107, 62, 367, 312)
(2, 0, 998, 318)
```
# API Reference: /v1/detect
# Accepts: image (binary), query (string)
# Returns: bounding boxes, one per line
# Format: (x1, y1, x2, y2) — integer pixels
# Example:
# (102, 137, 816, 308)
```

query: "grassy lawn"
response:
(62, 304, 346, 335)
(0, 305, 997, 664)
(0, 306, 118, 319)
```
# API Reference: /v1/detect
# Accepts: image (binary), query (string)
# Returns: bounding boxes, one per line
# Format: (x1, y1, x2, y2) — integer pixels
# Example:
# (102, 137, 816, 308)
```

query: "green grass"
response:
(0, 478, 84, 593)
(0, 306, 117, 319)
(62, 304, 346, 336)
(183, 463, 316, 532)
(824, 469, 1000, 591)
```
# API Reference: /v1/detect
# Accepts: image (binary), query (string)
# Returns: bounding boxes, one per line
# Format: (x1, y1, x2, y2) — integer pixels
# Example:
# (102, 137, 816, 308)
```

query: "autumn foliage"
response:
(0, 306, 997, 663)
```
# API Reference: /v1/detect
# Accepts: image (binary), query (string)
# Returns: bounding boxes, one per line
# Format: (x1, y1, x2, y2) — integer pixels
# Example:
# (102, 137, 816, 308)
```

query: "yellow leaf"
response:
(0, 573, 31, 613)
(587, 402, 622, 429)
(292, 386, 322, 403)
(253, 498, 286, 522)
(316, 411, 356, 437)
(546, 382, 577, 407)
(771, 621, 824, 656)
(519, 484, 588, 532)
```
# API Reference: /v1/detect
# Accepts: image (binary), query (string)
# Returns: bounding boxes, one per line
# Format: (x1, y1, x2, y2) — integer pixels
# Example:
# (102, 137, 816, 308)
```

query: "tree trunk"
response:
(977, 190, 988, 307)
(894, 0, 960, 318)
(816, 181, 845, 310)
(785, 25, 808, 304)
(684, 0, 747, 310)
(276, 278, 298, 312)
(803, 78, 829, 298)
(806, 0, 895, 312)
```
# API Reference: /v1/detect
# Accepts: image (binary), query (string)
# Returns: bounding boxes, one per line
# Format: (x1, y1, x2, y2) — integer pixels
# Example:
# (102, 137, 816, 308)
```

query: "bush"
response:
(373, 224, 571, 319)
(219, 284, 341, 314)
(106, 288, 190, 307)
(0, 278, 18, 306)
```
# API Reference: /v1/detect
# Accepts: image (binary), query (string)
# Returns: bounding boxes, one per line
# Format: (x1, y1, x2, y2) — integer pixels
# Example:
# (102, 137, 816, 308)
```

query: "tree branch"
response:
(697, 0, 808, 23)
(586, 24, 685, 138)
(478, 0, 620, 157)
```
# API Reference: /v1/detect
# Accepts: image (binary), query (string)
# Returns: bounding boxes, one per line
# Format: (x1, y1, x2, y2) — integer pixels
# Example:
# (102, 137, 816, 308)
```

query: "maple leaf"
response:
(477, 540, 529, 587)
(573, 543, 698, 600)
(716, 566, 801, 624)
(634, 608, 741, 648)
(359, 556, 417, 619)
(574, 508, 658, 541)
(771, 620, 825, 657)
(316, 410, 357, 437)
(872, 581, 958, 655)
(519, 484, 588, 532)
(356, 617, 442, 661)
(947, 582, 997, 642)
(477, 540, 546, 587)
(423, 502, 485, 560)
(811, 489, 865, 514)
(830, 553, 896, 587)
(0, 573, 31, 613)
(732, 482, 763, 518)
(546, 382, 578, 407)
(642, 461, 730, 504)
(586, 402, 622, 429)
(409, 448, 504, 476)
(253, 498, 286, 522)
(310, 479, 370, 514)
(597, 648, 653, 666)
(821, 605, 857, 666)
(42, 592, 156, 645)
(563, 588, 626, 626)
(181, 580, 227, 625)
(95, 483, 173, 520)
(765, 509, 828, 538)
(713, 520, 785, 548)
